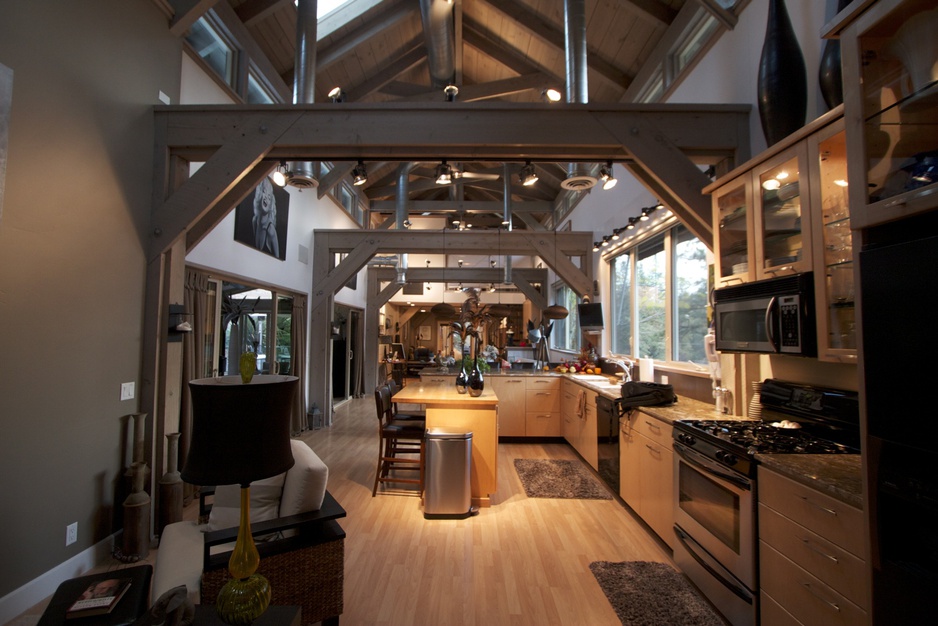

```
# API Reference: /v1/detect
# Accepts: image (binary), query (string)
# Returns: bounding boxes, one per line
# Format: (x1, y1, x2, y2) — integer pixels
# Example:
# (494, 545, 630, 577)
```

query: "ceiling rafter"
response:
(620, 0, 678, 27)
(462, 16, 562, 83)
(234, 0, 290, 27)
(316, 1, 416, 71)
(477, 0, 634, 92)
(345, 39, 426, 102)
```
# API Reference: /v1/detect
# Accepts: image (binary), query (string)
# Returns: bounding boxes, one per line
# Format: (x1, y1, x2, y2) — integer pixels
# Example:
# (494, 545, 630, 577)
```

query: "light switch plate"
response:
(120, 382, 135, 401)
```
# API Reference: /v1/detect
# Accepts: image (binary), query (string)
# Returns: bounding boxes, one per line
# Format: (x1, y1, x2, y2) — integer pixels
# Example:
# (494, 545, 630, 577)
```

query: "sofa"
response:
(152, 439, 345, 625)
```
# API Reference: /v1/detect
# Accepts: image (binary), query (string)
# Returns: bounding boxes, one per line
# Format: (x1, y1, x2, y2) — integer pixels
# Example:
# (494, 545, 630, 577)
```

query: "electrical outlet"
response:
(66, 522, 78, 546)
(120, 382, 135, 401)
(661, 375, 669, 385)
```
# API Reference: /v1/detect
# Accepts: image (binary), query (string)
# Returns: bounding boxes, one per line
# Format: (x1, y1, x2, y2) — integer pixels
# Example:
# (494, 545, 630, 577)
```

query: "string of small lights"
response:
(592, 201, 667, 252)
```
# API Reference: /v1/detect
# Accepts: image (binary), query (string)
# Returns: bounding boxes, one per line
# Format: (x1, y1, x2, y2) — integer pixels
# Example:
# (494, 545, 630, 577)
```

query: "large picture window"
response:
(608, 223, 708, 366)
(551, 284, 580, 351)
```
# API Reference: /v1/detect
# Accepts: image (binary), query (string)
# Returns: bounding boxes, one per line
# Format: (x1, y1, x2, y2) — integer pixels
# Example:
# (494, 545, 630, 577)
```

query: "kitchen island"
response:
(391, 381, 498, 507)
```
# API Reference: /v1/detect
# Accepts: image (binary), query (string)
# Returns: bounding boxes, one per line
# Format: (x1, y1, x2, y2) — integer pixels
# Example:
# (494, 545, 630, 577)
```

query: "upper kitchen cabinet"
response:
(713, 175, 755, 286)
(808, 119, 858, 363)
(839, 0, 938, 228)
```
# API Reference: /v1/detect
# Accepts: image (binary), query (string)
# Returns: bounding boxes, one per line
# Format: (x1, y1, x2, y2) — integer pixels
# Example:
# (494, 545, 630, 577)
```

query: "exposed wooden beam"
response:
(621, 0, 677, 28)
(462, 17, 562, 83)
(404, 73, 555, 103)
(369, 200, 553, 214)
(346, 41, 426, 102)
(317, 1, 415, 70)
(477, 0, 634, 91)
(317, 161, 356, 199)
(168, 0, 219, 37)
(234, 0, 291, 27)
(319, 0, 389, 40)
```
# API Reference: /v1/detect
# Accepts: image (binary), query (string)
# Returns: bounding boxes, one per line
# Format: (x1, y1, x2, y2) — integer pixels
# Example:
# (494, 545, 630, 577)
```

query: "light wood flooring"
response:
(7, 392, 676, 625)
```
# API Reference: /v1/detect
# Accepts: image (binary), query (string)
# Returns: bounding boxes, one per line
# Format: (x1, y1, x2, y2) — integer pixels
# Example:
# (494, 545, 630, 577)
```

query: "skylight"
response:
(295, 0, 354, 18)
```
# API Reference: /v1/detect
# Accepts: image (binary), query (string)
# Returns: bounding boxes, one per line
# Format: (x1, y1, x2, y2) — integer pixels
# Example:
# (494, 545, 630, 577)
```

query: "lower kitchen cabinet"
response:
(490, 376, 527, 436)
(758, 467, 869, 625)
(491, 375, 560, 437)
(561, 379, 598, 469)
(618, 410, 674, 548)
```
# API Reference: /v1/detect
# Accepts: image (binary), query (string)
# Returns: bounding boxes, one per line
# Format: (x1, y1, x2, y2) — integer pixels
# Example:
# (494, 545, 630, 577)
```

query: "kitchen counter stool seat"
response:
(373, 385, 425, 496)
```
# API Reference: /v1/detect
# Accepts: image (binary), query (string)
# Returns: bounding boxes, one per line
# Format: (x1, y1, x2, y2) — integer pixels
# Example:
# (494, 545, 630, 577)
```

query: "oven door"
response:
(673, 442, 756, 626)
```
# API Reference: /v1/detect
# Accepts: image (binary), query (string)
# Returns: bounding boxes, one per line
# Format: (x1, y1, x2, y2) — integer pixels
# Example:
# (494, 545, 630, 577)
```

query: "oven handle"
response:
(673, 442, 752, 491)
(674, 525, 754, 604)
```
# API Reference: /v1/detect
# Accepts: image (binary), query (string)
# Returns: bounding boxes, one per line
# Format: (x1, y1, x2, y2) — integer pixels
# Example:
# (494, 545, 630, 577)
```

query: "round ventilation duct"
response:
(560, 175, 597, 190)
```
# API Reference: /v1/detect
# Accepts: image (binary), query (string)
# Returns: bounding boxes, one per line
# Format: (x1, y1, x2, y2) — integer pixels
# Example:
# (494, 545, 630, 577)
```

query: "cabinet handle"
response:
(508, 380, 522, 384)
(800, 496, 838, 516)
(800, 582, 841, 612)
(644, 420, 660, 431)
(645, 443, 660, 454)
(536, 392, 551, 396)
(801, 538, 839, 563)
(536, 414, 551, 419)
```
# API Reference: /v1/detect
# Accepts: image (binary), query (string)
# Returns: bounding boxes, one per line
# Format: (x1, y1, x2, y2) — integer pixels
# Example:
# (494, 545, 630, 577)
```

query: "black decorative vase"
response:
(456, 361, 468, 394)
(468, 352, 484, 398)
(818, 0, 850, 110)
(757, 0, 807, 146)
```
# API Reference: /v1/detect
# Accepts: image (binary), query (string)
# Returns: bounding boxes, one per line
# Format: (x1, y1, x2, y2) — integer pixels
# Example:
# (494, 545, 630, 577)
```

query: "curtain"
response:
(291, 296, 308, 433)
(181, 269, 210, 503)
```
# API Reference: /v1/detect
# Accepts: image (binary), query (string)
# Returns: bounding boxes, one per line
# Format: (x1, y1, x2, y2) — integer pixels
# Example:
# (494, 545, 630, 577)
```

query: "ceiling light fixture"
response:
(351, 160, 368, 186)
(327, 86, 345, 103)
(519, 161, 538, 186)
(627, 217, 637, 229)
(600, 161, 618, 190)
(435, 161, 452, 185)
(640, 207, 652, 221)
(272, 161, 288, 187)
(593, 241, 601, 252)
(601, 236, 610, 247)
(543, 88, 562, 102)
(443, 84, 459, 102)
(611, 228, 621, 241)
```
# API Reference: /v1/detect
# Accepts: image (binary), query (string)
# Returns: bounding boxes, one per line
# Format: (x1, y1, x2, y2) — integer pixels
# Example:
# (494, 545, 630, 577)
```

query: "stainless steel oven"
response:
(673, 441, 756, 626)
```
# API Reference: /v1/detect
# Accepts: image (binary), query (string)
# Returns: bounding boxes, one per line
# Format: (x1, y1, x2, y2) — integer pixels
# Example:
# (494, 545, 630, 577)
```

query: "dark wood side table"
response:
(192, 605, 301, 625)
(38, 564, 152, 626)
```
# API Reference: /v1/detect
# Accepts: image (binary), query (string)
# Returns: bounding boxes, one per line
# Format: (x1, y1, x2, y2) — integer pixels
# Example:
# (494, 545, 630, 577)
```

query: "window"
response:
(551, 284, 580, 351)
(610, 253, 632, 354)
(186, 15, 237, 90)
(246, 72, 275, 104)
(637, 235, 667, 360)
(608, 222, 709, 366)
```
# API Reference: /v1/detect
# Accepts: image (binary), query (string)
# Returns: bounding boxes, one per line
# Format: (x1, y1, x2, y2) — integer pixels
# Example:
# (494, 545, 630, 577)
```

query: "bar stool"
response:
(387, 379, 426, 420)
(373, 385, 425, 496)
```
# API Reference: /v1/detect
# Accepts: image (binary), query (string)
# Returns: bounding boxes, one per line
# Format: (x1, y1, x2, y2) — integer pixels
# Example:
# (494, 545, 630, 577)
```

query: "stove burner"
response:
(676, 420, 856, 456)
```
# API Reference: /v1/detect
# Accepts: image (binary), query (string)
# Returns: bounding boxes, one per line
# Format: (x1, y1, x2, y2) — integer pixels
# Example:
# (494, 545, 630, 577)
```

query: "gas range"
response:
(672, 379, 860, 478)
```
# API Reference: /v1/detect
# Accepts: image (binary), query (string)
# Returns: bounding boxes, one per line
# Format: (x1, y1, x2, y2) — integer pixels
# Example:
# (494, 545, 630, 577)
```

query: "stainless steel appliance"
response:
(595, 394, 619, 493)
(672, 379, 859, 626)
(712, 272, 816, 356)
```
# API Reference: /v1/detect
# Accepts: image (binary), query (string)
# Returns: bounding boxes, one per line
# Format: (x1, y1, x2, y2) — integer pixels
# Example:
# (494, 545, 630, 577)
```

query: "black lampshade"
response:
(182, 375, 298, 486)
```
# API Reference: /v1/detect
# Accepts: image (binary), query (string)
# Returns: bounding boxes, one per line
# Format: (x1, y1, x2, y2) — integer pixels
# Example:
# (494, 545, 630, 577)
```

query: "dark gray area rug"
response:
(513, 459, 612, 500)
(590, 561, 725, 626)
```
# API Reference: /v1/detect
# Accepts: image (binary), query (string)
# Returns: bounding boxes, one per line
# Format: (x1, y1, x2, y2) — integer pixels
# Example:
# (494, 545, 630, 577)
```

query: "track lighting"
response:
(444, 84, 459, 102)
(435, 161, 452, 185)
(601, 236, 610, 247)
(627, 217, 637, 230)
(402, 218, 412, 228)
(640, 207, 651, 221)
(272, 161, 288, 187)
(489, 283, 496, 293)
(519, 161, 538, 186)
(542, 88, 562, 102)
(327, 86, 345, 103)
(611, 228, 621, 241)
(351, 160, 368, 186)
(593, 242, 601, 252)
(600, 161, 617, 190)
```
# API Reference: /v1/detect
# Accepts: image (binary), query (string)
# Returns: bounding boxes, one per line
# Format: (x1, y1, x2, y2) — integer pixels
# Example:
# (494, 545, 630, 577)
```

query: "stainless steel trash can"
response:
(424, 428, 474, 519)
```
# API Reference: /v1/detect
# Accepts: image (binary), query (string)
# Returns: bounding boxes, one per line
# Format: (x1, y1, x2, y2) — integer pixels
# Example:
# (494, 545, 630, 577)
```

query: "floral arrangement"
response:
(450, 287, 490, 348)
(482, 344, 500, 362)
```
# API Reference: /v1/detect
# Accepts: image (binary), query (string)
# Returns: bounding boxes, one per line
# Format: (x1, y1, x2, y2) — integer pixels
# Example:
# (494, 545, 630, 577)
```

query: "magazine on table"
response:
(65, 577, 133, 618)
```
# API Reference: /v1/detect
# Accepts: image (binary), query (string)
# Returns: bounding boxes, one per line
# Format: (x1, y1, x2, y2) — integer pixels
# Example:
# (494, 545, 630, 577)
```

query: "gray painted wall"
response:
(0, 0, 180, 599)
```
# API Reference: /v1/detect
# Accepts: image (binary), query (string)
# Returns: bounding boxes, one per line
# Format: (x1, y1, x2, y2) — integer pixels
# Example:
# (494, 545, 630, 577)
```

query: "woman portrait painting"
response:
(233, 176, 289, 260)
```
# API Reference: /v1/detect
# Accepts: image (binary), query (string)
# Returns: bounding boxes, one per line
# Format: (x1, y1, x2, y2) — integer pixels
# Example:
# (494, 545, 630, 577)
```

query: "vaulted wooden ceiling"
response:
(170, 0, 744, 230)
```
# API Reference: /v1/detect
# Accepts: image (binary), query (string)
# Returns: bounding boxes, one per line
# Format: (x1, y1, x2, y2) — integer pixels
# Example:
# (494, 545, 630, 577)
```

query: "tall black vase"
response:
(757, 0, 807, 146)
(818, 0, 850, 110)
(468, 348, 484, 398)
(456, 362, 468, 394)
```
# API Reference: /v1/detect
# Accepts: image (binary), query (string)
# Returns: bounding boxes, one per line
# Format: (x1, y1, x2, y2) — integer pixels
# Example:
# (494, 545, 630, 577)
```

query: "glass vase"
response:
(468, 358, 484, 397)
(455, 363, 468, 394)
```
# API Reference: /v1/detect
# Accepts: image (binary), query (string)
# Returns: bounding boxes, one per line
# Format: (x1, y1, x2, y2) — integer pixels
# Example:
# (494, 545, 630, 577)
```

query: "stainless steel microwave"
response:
(712, 272, 816, 356)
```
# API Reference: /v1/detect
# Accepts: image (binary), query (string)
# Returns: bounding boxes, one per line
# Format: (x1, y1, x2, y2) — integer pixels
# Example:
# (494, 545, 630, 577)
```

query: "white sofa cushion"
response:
(206, 472, 286, 532)
(151, 521, 204, 603)
(279, 439, 328, 517)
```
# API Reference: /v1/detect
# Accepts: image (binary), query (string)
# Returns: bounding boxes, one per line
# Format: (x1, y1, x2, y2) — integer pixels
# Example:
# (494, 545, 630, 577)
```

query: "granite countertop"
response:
(755, 453, 863, 509)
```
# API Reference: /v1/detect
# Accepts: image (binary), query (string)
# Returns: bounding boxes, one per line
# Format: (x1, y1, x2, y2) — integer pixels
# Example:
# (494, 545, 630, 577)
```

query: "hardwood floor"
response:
(300, 394, 676, 625)
(7, 393, 676, 625)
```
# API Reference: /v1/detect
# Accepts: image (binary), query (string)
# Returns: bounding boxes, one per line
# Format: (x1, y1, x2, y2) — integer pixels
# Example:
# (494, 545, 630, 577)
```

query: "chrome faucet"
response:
(605, 358, 634, 383)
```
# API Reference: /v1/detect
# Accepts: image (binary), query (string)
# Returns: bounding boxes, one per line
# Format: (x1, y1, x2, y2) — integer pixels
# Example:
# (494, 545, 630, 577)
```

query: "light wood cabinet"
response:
(561, 379, 597, 469)
(838, 0, 938, 229)
(490, 376, 527, 436)
(758, 467, 869, 625)
(618, 411, 674, 548)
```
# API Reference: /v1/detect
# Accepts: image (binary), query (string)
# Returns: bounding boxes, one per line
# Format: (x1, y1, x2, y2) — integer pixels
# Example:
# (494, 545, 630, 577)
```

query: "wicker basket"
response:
(201, 537, 344, 624)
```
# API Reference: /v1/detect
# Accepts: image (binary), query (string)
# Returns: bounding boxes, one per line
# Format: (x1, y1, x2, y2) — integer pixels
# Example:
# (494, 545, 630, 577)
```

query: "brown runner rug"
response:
(513, 459, 612, 500)
(589, 561, 726, 625)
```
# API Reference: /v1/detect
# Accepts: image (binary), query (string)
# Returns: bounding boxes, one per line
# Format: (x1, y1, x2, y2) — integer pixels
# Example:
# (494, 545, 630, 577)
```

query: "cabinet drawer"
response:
(526, 376, 559, 390)
(759, 504, 868, 609)
(525, 411, 561, 437)
(760, 542, 868, 626)
(760, 590, 802, 626)
(759, 469, 865, 558)
(632, 413, 672, 448)
(525, 388, 561, 412)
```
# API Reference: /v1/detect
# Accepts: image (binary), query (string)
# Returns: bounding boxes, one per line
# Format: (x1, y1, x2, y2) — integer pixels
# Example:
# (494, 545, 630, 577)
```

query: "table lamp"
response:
(182, 375, 298, 625)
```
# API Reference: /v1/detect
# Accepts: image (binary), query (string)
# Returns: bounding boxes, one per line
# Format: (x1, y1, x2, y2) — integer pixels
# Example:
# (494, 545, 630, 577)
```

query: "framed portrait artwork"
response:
(418, 325, 431, 341)
(234, 177, 289, 260)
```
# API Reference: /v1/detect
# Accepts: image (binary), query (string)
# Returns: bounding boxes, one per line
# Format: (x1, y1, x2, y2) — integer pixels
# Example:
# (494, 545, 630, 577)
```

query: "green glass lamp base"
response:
(214, 574, 271, 625)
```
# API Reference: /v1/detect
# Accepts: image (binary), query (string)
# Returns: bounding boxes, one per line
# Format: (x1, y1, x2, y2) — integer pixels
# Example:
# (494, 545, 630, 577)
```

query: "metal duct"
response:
(288, 0, 319, 188)
(419, 0, 456, 90)
(395, 162, 415, 230)
(562, 0, 596, 189)
(502, 163, 512, 230)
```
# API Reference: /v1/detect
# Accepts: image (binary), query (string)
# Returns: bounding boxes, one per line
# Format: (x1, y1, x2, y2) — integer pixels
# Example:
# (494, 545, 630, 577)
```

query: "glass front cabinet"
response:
(808, 120, 858, 363)
(840, 0, 938, 228)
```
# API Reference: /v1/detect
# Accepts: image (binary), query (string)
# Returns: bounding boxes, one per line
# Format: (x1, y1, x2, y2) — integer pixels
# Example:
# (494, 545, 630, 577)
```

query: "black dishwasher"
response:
(595, 395, 619, 494)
